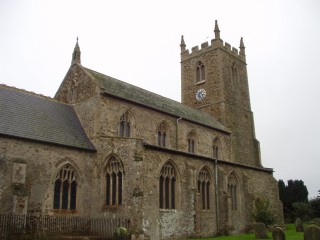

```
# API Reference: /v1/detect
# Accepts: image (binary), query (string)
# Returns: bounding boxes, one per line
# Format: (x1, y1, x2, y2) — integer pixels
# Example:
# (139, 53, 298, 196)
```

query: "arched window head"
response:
(120, 112, 131, 137)
(196, 61, 205, 82)
(105, 157, 124, 206)
(228, 172, 238, 210)
(187, 131, 196, 154)
(198, 167, 211, 210)
(212, 137, 219, 159)
(157, 122, 167, 147)
(53, 164, 78, 211)
(159, 161, 176, 209)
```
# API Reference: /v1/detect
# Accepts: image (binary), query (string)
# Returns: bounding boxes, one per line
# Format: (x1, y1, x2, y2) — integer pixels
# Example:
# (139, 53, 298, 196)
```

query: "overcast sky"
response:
(1, 0, 319, 198)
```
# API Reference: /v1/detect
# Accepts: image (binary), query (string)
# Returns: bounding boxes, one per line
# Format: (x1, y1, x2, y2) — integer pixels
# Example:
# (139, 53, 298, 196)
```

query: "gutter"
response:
(143, 143, 274, 173)
(215, 159, 219, 234)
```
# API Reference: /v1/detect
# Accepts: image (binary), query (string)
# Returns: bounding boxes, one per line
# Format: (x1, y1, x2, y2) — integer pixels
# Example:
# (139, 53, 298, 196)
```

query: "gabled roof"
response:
(0, 86, 96, 151)
(83, 67, 230, 133)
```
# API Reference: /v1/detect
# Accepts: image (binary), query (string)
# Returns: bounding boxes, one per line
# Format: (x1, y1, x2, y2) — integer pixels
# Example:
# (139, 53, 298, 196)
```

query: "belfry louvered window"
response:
(53, 164, 78, 211)
(159, 162, 176, 209)
(105, 157, 123, 206)
(196, 61, 205, 82)
(231, 62, 238, 84)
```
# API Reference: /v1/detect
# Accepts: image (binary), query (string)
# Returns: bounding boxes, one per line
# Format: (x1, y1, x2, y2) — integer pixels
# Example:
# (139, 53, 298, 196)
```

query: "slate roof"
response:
(0, 86, 96, 151)
(84, 67, 230, 133)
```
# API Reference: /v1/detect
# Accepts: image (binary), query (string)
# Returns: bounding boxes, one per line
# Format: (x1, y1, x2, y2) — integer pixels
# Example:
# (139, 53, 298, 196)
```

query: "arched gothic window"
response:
(196, 61, 205, 82)
(157, 122, 167, 147)
(159, 162, 176, 209)
(212, 137, 219, 159)
(187, 131, 196, 153)
(53, 164, 78, 211)
(228, 172, 238, 210)
(105, 157, 124, 206)
(198, 167, 211, 210)
(120, 112, 130, 137)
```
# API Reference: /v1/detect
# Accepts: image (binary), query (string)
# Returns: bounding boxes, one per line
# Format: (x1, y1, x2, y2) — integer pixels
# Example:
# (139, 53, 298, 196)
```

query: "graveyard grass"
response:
(190, 224, 304, 240)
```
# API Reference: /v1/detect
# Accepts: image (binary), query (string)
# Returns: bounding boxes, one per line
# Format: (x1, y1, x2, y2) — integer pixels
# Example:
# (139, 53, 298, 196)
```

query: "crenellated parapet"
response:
(181, 20, 246, 63)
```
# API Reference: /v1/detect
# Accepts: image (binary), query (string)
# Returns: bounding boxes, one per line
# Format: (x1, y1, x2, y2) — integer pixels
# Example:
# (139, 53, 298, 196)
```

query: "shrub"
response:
(253, 197, 276, 226)
(292, 201, 313, 221)
(113, 226, 129, 240)
(310, 197, 320, 218)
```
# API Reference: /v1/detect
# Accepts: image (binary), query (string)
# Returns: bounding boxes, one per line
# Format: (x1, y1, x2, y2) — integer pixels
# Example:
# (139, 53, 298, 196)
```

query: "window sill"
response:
(159, 209, 178, 213)
(196, 80, 206, 85)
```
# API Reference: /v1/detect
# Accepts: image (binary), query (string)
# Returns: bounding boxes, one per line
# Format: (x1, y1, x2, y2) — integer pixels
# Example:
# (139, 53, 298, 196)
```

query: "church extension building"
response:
(0, 21, 283, 239)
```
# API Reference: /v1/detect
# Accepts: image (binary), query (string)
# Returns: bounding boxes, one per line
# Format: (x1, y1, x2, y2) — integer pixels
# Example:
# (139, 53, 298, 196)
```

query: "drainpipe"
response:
(215, 158, 220, 234)
(176, 117, 182, 149)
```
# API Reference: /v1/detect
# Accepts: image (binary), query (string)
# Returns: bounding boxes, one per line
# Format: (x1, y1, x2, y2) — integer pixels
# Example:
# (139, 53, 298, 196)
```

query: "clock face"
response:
(196, 88, 206, 101)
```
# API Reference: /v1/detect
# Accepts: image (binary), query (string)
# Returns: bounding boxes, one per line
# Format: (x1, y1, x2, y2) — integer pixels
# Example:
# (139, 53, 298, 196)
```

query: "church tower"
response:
(181, 20, 261, 167)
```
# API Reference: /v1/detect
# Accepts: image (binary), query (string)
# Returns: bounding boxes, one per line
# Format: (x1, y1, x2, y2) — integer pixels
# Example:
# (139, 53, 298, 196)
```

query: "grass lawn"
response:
(191, 224, 304, 240)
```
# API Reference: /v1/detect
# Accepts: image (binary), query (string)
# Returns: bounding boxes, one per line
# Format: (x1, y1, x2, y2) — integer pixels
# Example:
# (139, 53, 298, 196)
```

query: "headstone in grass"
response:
(254, 222, 268, 239)
(304, 225, 320, 240)
(295, 218, 304, 232)
(272, 227, 286, 240)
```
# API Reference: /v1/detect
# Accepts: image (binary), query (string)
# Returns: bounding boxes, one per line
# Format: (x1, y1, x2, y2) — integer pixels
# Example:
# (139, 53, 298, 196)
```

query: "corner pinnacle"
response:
(214, 20, 220, 39)
(239, 37, 245, 55)
(180, 35, 186, 52)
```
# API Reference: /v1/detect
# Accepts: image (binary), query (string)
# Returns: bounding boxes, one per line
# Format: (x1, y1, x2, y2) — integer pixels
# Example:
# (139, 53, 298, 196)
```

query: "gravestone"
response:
(255, 222, 268, 239)
(272, 227, 286, 240)
(304, 225, 320, 240)
(295, 218, 304, 232)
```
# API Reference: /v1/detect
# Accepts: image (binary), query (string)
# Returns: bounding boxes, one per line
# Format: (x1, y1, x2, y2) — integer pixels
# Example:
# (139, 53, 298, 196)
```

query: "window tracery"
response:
(198, 167, 211, 210)
(196, 61, 205, 82)
(212, 137, 219, 159)
(120, 112, 131, 137)
(53, 164, 78, 211)
(228, 172, 238, 210)
(157, 122, 167, 147)
(187, 131, 196, 153)
(159, 162, 176, 209)
(105, 157, 124, 206)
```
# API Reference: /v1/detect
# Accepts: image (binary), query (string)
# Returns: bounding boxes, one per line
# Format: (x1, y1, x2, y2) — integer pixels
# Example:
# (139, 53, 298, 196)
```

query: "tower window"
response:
(198, 167, 211, 210)
(53, 164, 78, 211)
(120, 112, 130, 137)
(105, 157, 124, 206)
(196, 62, 205, 82)
(159, 162, 176, 209)
(231, 62, 238, 84)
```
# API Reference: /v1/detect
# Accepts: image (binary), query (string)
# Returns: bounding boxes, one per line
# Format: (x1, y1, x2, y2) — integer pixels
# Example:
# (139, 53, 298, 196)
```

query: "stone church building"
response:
(0, 21, 283, 239)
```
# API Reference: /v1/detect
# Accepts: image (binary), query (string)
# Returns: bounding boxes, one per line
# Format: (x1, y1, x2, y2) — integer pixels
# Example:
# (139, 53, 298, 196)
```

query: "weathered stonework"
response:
(0, 21, 283, 240)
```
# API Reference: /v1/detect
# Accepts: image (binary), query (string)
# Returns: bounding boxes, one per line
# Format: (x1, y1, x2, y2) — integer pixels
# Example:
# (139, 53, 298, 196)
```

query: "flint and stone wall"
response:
(0, 52, 283, 239)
